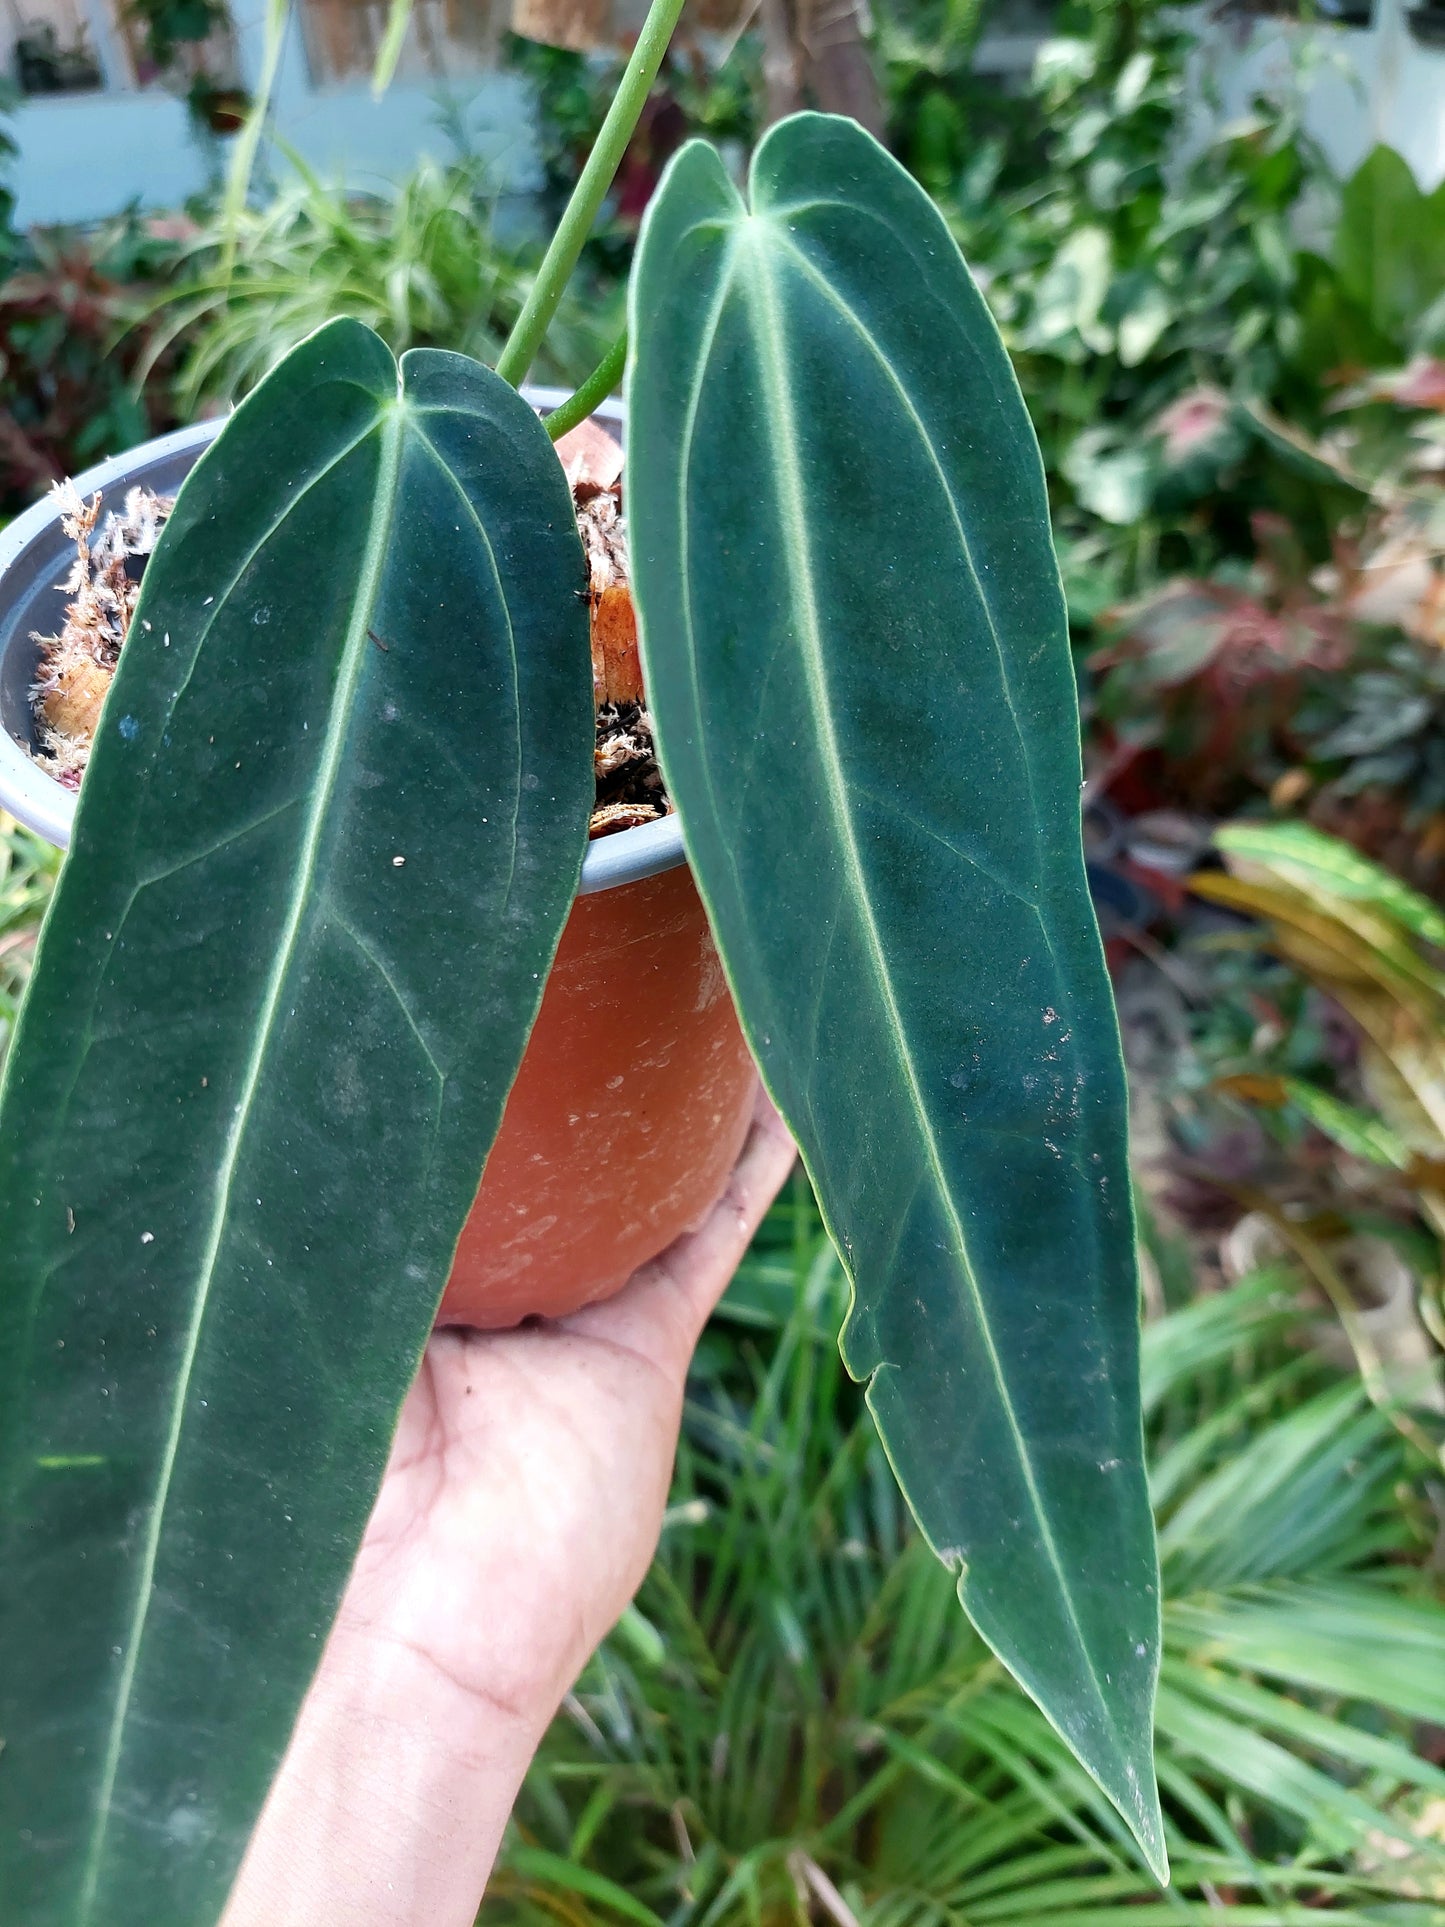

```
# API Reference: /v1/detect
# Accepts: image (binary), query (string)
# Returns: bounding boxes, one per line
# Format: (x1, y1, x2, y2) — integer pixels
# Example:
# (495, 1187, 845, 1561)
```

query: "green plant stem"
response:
(219, 0, 290, 278)
(370, 0, 412, 97)
(495, 0, 687, 387)
(544, 332, 628, 440)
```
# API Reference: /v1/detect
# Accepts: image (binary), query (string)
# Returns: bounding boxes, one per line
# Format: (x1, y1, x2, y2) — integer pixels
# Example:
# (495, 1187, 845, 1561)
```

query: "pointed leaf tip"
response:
(629, 111, 1164, 1867)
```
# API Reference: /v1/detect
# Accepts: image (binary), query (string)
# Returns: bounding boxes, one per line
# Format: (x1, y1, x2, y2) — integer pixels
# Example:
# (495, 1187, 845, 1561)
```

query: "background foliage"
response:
(136, 146, 619, 412)
(494, 1191, 1445, 1925)
(0, 814, 57, 1064)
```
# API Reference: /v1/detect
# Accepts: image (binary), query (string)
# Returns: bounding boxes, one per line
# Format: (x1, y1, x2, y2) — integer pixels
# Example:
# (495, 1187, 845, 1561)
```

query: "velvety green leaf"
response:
(626, 115, 1164, 1877)
(0, 318, 594, 1925)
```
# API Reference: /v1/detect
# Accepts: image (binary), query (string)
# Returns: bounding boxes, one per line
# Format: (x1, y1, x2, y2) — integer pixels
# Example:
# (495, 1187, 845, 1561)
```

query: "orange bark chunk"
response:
(557, 418, 645, 708)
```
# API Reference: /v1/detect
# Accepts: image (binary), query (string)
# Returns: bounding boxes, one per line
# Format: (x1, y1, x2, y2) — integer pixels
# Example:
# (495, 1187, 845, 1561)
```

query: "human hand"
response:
(222, 1086, 796, 1927)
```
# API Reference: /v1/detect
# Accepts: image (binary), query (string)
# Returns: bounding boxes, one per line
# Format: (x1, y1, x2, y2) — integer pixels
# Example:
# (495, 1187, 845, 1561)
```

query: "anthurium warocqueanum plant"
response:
(0, 21, 1166, 1921)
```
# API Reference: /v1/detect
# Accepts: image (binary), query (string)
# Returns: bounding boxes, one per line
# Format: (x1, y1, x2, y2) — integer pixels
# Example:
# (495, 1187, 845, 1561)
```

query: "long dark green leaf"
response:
(0, 318, 594, 1924)
(627, 114, 1164, 1877)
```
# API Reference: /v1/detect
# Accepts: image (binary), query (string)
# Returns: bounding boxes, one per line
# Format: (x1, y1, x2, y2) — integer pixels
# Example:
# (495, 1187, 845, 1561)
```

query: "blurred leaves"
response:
(940, 5, 1331, 585)
(0, 812, 57, 1066)
(125, 0, 227, 73)
(137, 149, 618, 410)
(918, 0, 1445, 724)
(0, 214, 183, 515)
(1335, 146, 1445, 357)
(1195, 822, 1445, 1186)
(874, 0, 993, 198)
(1213, 1071, 1418, 1172)
(1092, 359, 1445, 834)
(495, 1208, 1445, 1927)
(1191, 822, 1445, 1429)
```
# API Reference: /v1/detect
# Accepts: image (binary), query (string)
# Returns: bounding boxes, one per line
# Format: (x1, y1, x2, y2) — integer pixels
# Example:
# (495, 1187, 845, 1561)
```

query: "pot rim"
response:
(0, 393, 686, 898)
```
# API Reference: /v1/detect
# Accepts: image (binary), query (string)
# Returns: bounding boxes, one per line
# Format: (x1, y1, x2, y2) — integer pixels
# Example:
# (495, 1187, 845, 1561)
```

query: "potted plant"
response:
(0, 5, 1167, 1917)
(0, 399, 760, 1329)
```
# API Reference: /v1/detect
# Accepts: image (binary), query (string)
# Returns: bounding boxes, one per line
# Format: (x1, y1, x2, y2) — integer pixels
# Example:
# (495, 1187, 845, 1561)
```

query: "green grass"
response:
(497, 1180, 1445, 1926)
(0, 812, 58, 1065)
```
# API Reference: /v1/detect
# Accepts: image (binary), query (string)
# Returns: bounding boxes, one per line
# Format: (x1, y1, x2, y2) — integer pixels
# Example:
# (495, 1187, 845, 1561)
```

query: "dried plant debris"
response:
(593, 700, 667, 835)
(555, 416, 646, 714)
(561, 422, 666, 834)
(31, 482, 172, 788)
(29, 424, 671, 836)
(577, 487, 646, 713)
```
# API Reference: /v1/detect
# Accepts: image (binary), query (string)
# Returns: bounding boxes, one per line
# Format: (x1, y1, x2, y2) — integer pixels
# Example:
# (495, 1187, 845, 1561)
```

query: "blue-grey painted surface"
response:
(1194, 0, 1445, 190)
(10, 0, 541, 227)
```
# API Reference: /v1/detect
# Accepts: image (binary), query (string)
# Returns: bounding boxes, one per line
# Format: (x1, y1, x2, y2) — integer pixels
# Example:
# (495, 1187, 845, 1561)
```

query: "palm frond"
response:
(496, 1204, 1445, 1927)
(0, 811, 58, 1064)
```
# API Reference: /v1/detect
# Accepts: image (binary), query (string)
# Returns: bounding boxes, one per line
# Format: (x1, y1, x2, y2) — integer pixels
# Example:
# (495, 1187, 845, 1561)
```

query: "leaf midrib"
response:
(733, 232, 1117, 1740)
(75, 398, 408, 1920)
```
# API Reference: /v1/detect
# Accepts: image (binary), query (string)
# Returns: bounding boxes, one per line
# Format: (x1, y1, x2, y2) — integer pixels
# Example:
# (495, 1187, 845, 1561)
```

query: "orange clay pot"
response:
(0, 412, 757, 1332)
(438, 856, 757, 1329)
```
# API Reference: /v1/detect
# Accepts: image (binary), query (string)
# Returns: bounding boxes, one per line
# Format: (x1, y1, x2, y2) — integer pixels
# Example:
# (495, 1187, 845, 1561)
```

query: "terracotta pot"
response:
(0, 406, 758, 1328)
(444, 856, 754, 1326)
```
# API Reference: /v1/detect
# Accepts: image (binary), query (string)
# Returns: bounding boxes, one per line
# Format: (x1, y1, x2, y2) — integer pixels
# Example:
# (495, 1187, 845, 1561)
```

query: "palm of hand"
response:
(358, 1090, 792, 1713)
(223, 1091, 794, 1927)
(347, 1283, 708, 1725)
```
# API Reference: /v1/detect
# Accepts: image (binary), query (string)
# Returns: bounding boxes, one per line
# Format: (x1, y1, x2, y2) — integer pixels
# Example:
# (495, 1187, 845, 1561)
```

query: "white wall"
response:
(12, 0, 1445, 229)
(1193, 0, 1445, 192)
(9, 0, 540, 228)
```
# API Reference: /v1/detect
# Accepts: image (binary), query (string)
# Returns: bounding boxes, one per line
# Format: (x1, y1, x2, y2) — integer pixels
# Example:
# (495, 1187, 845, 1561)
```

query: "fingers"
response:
(563, 1084, 797, 1375)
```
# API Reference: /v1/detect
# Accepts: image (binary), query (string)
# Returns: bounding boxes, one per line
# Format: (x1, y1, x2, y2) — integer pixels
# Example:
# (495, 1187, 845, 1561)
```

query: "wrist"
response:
(221, 1612, 557, 1927)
